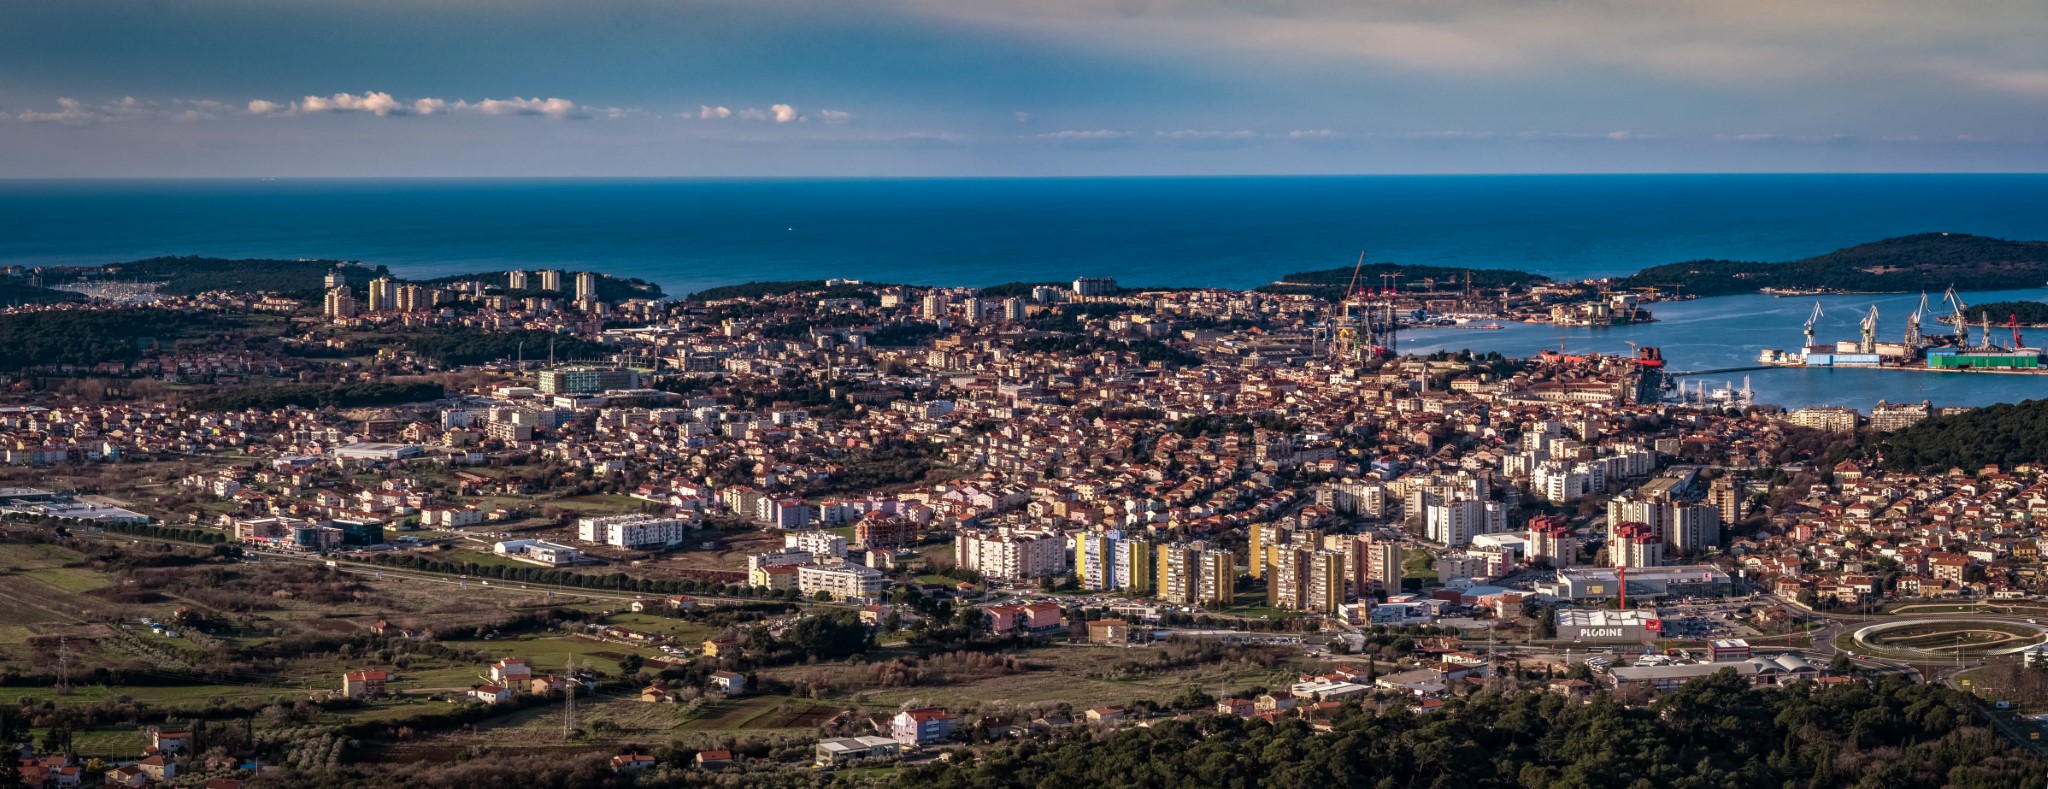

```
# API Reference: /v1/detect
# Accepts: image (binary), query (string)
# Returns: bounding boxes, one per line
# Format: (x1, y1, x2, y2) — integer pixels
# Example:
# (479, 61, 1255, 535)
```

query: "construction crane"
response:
(1802, 301, 1825, 349)
(1859, 305, 1879, 355)
(2008, 313, 2028, 350)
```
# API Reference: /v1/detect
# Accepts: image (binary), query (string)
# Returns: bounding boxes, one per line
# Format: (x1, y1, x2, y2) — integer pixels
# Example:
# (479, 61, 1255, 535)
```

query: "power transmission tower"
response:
(563, 656, 577, 742)
(56, 637, 71, 695)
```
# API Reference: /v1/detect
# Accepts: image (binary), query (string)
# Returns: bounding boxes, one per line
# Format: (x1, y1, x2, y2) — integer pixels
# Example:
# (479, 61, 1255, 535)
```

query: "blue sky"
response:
(2, 0, 2046, 176)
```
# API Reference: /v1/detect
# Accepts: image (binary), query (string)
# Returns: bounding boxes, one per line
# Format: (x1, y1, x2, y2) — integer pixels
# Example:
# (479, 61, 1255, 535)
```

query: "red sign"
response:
(1645, 619, 1662, 633)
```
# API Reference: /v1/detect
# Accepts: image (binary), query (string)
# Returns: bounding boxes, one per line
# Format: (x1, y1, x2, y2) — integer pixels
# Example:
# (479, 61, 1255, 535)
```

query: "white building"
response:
(577, 513, 697, 548)
(955, 527, 1066, 580)
(786, 529, 849, 558)
(798, 563, 887, 600)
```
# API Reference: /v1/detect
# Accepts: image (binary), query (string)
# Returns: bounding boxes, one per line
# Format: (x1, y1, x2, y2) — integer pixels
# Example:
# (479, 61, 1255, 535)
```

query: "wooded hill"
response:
(1864, 397, 2048, 471)
(900, 673, 2042, 789)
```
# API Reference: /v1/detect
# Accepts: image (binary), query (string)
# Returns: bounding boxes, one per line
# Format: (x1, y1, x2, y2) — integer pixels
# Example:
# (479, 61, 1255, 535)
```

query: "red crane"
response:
(2009, 313, 2025, 349)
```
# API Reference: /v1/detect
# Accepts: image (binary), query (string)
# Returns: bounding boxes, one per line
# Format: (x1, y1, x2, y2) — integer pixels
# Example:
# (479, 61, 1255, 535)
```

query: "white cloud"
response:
(698, 105, 733, 119)
(1156, 129, 1255, 139)
(1287, 129, 1335, 139)
(456, 96, 580, 119)
(819, 109, 852, 125)
(1014, 111, 1032, 124)
(248, 99, 292, 115)
(771, 103, 799, 123)
(1035, 129, 1132, 140)
(301, 91, 403, 116)
(412, 98, 448, 116)
(15, 96, 167, 125)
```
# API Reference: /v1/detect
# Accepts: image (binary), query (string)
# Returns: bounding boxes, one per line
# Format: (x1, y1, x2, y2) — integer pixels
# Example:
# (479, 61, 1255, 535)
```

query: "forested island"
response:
(1620, 233, 2048, 296)
(1963, 300, 2048, 326)
(1259, 262, 1551, 301)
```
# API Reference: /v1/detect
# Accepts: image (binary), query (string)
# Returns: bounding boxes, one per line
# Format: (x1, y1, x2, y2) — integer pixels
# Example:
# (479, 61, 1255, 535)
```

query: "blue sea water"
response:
(5, 175, 2048, 297)
(2, 174, 2047, 409)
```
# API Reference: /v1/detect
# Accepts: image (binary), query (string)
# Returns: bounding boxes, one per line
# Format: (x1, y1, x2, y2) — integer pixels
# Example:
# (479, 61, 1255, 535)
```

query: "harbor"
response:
(1399, 288, 2048, 410)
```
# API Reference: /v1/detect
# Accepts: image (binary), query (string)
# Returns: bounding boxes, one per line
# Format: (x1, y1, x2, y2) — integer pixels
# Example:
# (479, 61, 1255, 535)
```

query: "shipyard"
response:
(1757, 288, 2046, 373)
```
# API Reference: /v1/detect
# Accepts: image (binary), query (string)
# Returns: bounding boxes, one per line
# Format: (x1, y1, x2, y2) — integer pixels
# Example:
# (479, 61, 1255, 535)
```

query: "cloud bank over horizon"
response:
(2, 0, 2045, 176)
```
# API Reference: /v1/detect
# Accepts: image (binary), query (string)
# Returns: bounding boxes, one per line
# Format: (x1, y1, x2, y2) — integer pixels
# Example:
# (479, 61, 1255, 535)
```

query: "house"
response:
(1086, 619, 1131, 645)
(702, 637, 741, 658)
(1085, 706, 1126, 724)
(1254, 692, 1298, 712)
(489, 657, 531, 684)
(667, 596, 700, 611)
(709, 670, 747, 696)
(341, 670, 388, 699)
(1216, 698, 1256, 717)
(530, 675, 571, 695)
(640, 684, 676, 704)
(611, 754, 657, 773)
(19, 757, 82, 788)
(694, 750, 733, 771)
(470, 684, 511, 704)
(104, 765, 149, 788)
(891, 707, 960, 747)
(147, 727, 192, 754)
(135, 755, 174, 781)
(815, 736, 903, 766)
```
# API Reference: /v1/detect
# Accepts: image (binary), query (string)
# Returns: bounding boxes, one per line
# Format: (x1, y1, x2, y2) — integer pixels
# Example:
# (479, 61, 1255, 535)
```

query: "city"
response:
(0, 258, 2043, 786)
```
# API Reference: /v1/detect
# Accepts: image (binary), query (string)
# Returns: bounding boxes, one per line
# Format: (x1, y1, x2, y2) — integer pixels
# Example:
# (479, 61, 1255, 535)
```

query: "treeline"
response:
(0, 308, 206, 370)
(0, 512, 228, 545)
(1258, 261, 1549, 301)
(103, 256, 385, 299)
(902, 673, 2045, 789)
(1621, 233, 2048, 296)
(1966, 300, 2048, 325)
(685, 280, 890, 302)
(190, 381, 446, 411)
(0, 280, 86, 307)
(359, 552, 748, 592)
(1864, 397, 2048, 471)
(404, 329, 611, 366)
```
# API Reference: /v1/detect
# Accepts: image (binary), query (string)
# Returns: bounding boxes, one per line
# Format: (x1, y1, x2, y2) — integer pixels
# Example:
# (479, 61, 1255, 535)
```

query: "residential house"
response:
(891, 707, 960, 747)
(340, 670, 388, 699)
(709, 670, 747, 696)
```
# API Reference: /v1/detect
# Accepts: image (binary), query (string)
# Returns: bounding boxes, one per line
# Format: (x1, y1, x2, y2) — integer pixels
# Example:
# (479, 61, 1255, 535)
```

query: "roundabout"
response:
(1849, 618, 2048, 659)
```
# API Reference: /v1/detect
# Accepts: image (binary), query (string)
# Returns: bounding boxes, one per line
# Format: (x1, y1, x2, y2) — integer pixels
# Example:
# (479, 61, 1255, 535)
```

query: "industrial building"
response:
(1554, 608, 1661, 642)
(1537, 564, 1736, 601)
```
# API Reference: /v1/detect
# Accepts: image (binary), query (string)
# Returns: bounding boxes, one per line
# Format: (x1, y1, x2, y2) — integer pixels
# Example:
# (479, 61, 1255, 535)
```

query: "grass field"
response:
(439, 632, 650, 675)
(603, 613, 716, 643)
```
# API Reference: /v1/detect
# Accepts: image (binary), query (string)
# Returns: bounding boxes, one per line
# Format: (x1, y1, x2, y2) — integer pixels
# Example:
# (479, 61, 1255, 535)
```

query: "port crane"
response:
(1802, 301, 1824, 348)
(1859, 305, 1880, 354)
(1943, 286, 1970, 342)
(1905, 293, 1927, 349)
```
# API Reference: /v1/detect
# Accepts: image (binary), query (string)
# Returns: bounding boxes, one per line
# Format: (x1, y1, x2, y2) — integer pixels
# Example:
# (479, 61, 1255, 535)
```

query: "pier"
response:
(1667, 365, 1775, 377)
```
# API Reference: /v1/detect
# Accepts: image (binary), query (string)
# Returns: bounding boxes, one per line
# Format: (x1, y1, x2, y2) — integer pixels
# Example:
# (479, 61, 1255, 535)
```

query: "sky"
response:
(2, 0, 2047, 177)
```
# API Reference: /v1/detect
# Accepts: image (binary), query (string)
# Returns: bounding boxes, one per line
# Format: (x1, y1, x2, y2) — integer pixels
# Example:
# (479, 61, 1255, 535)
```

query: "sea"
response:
(3, 174, 2047, 410)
